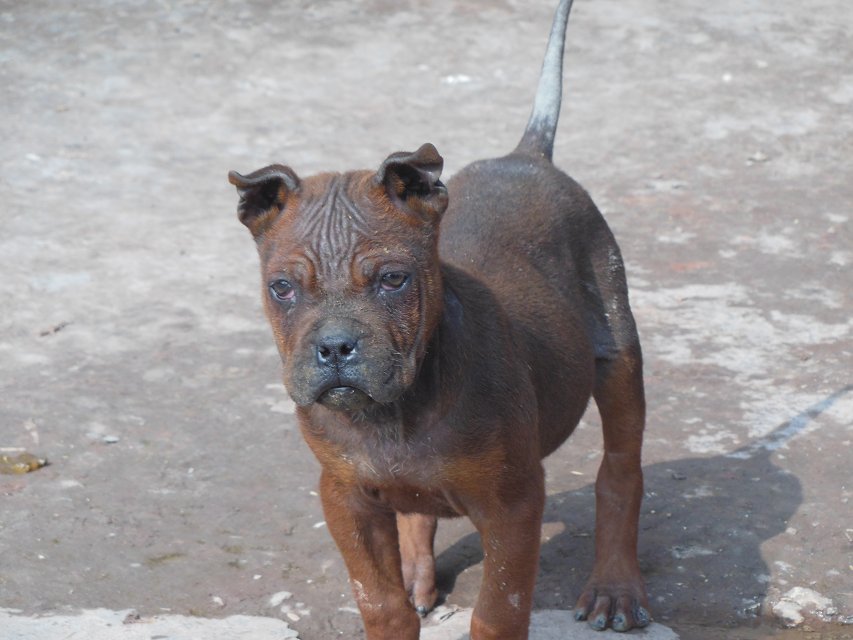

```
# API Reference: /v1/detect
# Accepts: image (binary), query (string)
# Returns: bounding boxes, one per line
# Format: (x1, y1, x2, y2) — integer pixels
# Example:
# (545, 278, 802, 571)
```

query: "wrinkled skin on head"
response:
(229, 144, 448, 413)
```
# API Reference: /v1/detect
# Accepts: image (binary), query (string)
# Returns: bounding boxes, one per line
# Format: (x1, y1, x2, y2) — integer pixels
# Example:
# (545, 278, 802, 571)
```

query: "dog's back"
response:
(438, 0, 639, 455)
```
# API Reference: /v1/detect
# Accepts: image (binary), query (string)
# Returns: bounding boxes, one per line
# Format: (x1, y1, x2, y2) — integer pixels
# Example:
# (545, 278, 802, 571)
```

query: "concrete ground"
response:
(1, 0, 851, 639)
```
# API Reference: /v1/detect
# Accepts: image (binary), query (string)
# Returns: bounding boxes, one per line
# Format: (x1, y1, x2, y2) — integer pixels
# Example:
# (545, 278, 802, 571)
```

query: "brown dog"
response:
(229, 0, 648, 637)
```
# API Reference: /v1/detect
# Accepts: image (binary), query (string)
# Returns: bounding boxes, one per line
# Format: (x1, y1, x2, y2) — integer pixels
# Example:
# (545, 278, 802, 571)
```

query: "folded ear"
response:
(228, 165, 300, 236)
(376, 143, 448, 222)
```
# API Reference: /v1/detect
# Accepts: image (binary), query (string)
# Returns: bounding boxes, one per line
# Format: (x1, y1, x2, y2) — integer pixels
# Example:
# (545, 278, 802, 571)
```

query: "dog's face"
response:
(230, 144, 448, 413)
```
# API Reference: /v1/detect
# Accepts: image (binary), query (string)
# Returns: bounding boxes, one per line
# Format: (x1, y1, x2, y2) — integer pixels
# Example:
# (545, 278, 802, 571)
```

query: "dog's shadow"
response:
(434, 387, 850, 627)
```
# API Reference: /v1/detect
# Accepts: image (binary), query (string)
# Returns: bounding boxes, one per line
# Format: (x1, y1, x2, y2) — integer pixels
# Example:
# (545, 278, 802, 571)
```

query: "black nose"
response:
(316, 333, 358, 367)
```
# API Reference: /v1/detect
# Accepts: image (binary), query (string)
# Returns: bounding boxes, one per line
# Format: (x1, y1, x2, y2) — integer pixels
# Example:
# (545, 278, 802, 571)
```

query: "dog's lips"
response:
(317, 385, 374, 412)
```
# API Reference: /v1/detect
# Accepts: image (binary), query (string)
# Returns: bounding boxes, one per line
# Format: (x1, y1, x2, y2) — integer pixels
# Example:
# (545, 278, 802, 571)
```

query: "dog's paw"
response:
(573, 584, 650, 632)
(406, 577, 438, 617)
(401, 553, 438, 616)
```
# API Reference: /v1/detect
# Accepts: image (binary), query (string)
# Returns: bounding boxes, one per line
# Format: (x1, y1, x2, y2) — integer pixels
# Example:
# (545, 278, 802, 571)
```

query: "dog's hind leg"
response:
(575, 341, 651, 632)
(396, 512, 438, 615)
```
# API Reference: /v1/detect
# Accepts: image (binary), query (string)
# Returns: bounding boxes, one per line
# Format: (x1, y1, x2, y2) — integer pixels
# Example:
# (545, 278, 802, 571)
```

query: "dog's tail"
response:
(515, 0, 575, 161)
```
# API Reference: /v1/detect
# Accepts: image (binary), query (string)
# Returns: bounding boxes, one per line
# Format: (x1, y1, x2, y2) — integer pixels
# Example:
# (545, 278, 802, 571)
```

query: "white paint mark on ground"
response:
(786, 284, 844, 310)
(422, 608, 680, 639)
(338, 606, 360, 614)
(657, 227, 695, 244)
(442, 74, 472, 84)
(685, 427, 739, 454)
(0, 608, 299, 639)
(775, 560, 795, 573)
(269, 399, 296, 414)
(682, 484, 715, 499)
(732, 387, 853, 456)
(755, 231, 797, 256)
(634, 282, 852, 452)
(771, 587, 837, 627)
(829, 251, 850, 266)
(31, 271, 92, 293)
(826, 76, 853, 104)
(671, 545, 715, 559)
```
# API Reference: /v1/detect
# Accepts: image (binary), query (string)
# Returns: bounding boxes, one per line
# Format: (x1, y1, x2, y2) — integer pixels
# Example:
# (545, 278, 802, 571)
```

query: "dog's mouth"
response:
(317, 385, 374, 413)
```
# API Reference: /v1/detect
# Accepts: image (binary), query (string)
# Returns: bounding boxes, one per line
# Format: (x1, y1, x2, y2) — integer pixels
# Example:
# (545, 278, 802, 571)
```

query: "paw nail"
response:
(591, 614, 607, 630)
(612, 613, 627, 631)
(416, 605, 428, 617)
(636, 607, 651, 626)
(574, 609, 587, 621)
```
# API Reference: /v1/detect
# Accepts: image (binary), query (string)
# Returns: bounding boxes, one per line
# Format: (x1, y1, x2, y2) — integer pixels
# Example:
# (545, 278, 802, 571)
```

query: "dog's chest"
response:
(342, 436, 441, 486)
(339, 438, 467, 517)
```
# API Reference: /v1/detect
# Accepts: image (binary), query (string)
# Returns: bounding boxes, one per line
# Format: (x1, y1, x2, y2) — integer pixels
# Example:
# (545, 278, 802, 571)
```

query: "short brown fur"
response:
(229, 0, 649, 636)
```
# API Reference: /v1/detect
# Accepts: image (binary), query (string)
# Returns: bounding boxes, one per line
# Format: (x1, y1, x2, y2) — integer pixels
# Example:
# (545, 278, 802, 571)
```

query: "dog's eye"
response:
(269, 279, 295, 302)
(380, 272, 408, 292)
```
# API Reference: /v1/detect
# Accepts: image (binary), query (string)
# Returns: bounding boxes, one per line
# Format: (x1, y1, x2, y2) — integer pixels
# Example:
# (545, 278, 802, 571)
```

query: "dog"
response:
(228, 0, 649, 637)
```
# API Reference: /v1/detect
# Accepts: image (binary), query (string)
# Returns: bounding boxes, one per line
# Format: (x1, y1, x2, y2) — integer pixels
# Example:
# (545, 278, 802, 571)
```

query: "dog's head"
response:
(229, 144, 448, 414)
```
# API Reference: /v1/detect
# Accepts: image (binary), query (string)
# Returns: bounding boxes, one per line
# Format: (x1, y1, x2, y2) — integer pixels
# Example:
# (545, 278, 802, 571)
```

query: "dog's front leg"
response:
(468, 472, 545, 640)
(319, 471, 420, 640)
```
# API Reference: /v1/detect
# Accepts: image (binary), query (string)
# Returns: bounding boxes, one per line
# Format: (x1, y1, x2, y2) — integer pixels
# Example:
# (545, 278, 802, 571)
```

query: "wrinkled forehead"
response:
(259, 171, 431, 275)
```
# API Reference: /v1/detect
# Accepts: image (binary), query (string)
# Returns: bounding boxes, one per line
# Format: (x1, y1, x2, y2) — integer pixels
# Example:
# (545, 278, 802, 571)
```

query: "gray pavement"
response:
(0, 606, 678, 639)
(1, 1, 851, 639)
